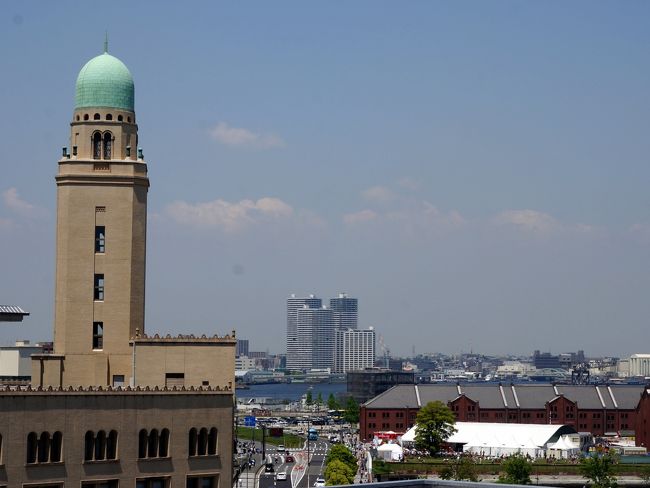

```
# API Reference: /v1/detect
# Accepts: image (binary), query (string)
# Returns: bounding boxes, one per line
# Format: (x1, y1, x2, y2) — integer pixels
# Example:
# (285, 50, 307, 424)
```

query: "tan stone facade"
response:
(4, 48, 238, 488)
(0, 386, 233, 488)
(44, 103, 149, 387)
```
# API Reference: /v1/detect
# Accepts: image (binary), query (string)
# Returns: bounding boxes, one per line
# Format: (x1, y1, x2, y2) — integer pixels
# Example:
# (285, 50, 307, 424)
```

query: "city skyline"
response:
(1, 2, 649, 357)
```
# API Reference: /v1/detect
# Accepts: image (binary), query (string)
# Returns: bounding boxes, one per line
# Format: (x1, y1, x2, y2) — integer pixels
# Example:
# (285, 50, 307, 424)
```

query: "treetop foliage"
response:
(497, 454, 532, 485)
(414, 400, 457, 456)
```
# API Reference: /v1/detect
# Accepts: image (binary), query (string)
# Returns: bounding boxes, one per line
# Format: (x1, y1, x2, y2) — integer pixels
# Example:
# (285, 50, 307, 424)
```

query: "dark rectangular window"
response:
(93, 322, 103, 349)
(95, 226, 105, 253)
(82, 482, 118, 488)
(94, 274, 104, 301)
(165, 373, 185, 388)
(187, 476, 217, 488)
(137, 479, 169, 488)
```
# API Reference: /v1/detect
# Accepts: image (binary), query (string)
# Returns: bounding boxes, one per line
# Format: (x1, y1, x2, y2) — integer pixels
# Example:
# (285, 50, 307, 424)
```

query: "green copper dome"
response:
(75, 52, 134, 111)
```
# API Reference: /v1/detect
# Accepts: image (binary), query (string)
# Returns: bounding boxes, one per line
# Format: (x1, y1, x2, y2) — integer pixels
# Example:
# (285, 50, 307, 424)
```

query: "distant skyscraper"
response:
(333, 327, 375, 373)
(293, 305, 335, 371)
(286, 294, 322, 370)
(286, 293, 361, 372)
(236, 339, 249, 357)
(330, 293, 358, 330)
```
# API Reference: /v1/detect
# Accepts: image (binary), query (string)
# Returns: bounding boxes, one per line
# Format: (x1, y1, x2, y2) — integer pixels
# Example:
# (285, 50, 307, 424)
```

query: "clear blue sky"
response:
(1, 1, 649, 357)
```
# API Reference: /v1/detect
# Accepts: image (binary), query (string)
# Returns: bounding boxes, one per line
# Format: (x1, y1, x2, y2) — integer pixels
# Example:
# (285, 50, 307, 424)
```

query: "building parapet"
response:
(130, 329, 237, 344)
(0, 383, 232, 394)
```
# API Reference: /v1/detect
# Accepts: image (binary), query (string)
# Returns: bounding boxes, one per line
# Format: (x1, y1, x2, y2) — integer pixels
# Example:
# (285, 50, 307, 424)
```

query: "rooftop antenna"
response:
(104, 31, 109, 53)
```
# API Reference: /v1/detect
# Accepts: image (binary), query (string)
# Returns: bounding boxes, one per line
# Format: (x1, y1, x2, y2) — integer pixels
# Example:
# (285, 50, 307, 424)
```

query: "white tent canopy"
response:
(377, 443, 403, 461)
(401, 422, 577, 458)
(547, 435, 581, 459)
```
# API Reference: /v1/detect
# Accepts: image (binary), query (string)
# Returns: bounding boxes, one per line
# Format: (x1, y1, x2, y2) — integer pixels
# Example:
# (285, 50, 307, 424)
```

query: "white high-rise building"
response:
(286, 293, 364, 372)
(292, 305, 335, 371)
(333, 327, 376, 373)
(286, 294, 322, 370)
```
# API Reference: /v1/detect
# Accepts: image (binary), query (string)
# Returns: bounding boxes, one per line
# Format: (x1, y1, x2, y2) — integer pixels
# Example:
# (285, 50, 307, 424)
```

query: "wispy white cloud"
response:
(209, 122, 285, 148)
(3, 187, 35, 214)
(493, 209, 559, 234)
(166, 197, 294, 232)
(493, 209, 598, 236)
(385, 201, 466, 228)
(343, 209, 378, 225)
(344, 200, 465, 235)
(361, 186, 395, 204)
(2, 187, 44, 217)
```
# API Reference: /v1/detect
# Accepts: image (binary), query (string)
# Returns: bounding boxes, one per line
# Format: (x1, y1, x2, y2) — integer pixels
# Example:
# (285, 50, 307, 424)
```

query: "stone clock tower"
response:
(50, 45, 148, 386)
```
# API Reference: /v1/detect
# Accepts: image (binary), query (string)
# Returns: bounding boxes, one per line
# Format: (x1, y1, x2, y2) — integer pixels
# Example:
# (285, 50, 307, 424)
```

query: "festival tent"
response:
(377, 443, 403, 461)
(547, 435, 581, 459)
(401, 422, 577, 458)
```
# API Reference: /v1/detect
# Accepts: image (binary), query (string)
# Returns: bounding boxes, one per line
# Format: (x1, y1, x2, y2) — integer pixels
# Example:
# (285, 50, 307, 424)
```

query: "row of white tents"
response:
(375, 422, 587, 461)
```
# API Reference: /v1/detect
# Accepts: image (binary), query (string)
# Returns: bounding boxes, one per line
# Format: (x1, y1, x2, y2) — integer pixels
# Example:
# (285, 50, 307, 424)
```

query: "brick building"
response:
(360, 383, 650, 446)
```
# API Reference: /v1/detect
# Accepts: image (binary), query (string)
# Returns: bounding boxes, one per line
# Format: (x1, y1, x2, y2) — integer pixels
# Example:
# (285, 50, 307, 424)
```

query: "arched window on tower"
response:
(147, 429, 159, 458)
(208, 427, 218, 455)
(159, 429, 170, 457)
(198, 428, 208, 456)
(189, 428, 197, 456)
(84, 431, 94, 461)
(107, 430, 118, 459)
(93, 132, 102, 160)
(38, 432, 50, 463)
(51, 431, 63, 462)
(103, 132, 112, 160)
(26, 432, 37, 463)
(138, 429, 148, 458)
(94, 113, 100, 120)
(95, 430, 106, 460)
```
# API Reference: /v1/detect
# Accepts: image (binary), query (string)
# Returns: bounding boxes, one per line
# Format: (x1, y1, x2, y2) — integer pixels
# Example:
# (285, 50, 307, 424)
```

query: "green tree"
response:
(579, 453, 618, 488)
(324, 459, 355, 485)
(327, 393, 340, 411)
(317, 392, 324, 409)
(305, 390, 313, 406)
(326, 444, 358, 473)
(344, 396, 360, 424)
(497, 454, 532, 485)
(414, 400, 456, 456)
(440, 456, 480, 482)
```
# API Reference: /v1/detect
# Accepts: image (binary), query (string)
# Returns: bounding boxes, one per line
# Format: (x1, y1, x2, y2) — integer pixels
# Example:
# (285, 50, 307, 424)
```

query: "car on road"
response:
(276, 472, 287, 481)
(265, 463, 275, 473)
(314, 477, 326, 487)
(285, 455, 295, 463)
(277, 444, 285, 453)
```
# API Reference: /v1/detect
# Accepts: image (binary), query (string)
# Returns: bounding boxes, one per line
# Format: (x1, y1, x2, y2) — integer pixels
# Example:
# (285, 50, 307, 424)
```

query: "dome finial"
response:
(104, 31, 109, 53)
